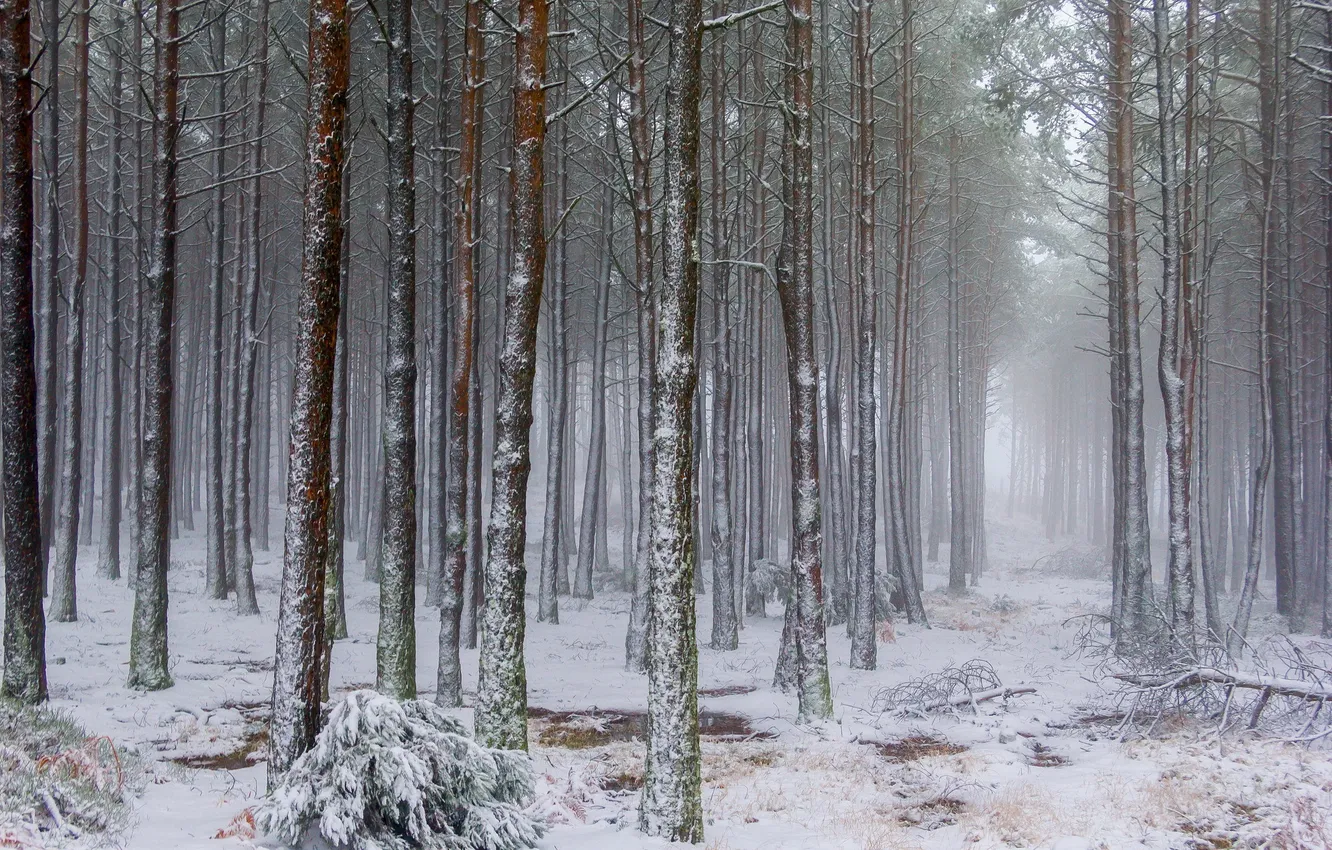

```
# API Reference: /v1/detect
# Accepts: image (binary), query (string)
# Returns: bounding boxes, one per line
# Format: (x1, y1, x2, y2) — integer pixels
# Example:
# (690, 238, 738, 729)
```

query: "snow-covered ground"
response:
(18, 511, 1332, 849)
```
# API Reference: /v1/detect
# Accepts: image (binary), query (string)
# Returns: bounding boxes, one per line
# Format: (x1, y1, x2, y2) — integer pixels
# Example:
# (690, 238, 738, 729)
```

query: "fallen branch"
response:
(1113, 667, 1332, 702)
(916, 686, 1038, 712)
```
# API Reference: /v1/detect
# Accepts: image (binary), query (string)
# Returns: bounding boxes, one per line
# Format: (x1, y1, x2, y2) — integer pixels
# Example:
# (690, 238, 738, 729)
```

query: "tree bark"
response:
(50, 0, 91, 622)
(476, 0, 549, 750)
(775, 0, 833, 721)
(639, 0, 704, 835)
(0, 0, 47, 704)
(268, 0, 349, 778)
(624, 0, 656, 671)
(127, 0, 182, 692)
(376, 0, 418, 700)
(438, 0, 482, 707)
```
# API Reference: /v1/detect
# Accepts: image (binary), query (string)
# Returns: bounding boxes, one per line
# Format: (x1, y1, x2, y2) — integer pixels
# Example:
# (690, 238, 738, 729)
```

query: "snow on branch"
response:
(257, 690, 545, 850)
(872, 659, 1036, 717)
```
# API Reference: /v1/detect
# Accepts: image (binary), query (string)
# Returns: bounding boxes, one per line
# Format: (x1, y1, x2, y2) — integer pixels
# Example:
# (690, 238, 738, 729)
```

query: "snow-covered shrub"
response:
(0, 699, 142, 844)
(257, 690, 544, 850)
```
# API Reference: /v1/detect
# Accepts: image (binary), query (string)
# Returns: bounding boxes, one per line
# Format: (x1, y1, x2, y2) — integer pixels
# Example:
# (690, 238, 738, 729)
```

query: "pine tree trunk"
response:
(231, 0, 272, 617)
(269, 0, 349, 778)
(476, 0, 548, 750)
(204, 10, 229, 601)
(538, 220, 567, 622)
(50, 0, 91, 622)
(128, 0, 181, 692)
(376, 0, 418, 700)
(1152, 0, 1194, 642)
(573, 166, 614, 601)
(438, 0, 482, 706)
(776, 0, 833, 720)
(849, 0, 878, 668)
(0, 0, 47, 704)
(97, 2, 126, 582)
(639, 0, 703, 835)
(37, 0, 59, 559)
(624, 0, 656, 671)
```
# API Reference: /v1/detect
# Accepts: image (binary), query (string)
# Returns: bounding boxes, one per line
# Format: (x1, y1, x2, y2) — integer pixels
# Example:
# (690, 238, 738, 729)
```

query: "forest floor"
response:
(14, 512, 1332, 849)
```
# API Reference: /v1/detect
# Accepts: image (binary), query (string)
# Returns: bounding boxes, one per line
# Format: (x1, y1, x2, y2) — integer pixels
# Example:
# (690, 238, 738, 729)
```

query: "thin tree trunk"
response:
(231, 0, 271, 617)
(573, 162, 614, 601)
(624, 0, 656, 671)
(438, 0, 482, 707)
(50, 0, 91, 622)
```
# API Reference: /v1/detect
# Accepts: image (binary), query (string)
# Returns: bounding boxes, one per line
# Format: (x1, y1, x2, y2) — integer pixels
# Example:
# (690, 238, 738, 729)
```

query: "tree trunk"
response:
(268, 0, 349, 779)
(0, 0, 47, 704)
(204, 9, 229, 601)
(97, 1, 126, 582)
(438, 0, 482, 707)
(775, 0, 833, 721)
(476, 0, 548, 750)
(624, 0, 656, 671)
(50, 0, 91, 622)
(1151, 0, 1194, 642)
(638, 0, 704, 835)
(376, 0, 418, 700)
(231, 0, 272, 617)
(128, 0, 181, 692)
(573, 162, 614, 601)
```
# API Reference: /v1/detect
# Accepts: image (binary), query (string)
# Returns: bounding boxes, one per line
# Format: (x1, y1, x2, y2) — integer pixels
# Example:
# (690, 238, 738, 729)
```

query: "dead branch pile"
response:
(872, 659, 1036, 716)
(1108, 638, 1332, 741)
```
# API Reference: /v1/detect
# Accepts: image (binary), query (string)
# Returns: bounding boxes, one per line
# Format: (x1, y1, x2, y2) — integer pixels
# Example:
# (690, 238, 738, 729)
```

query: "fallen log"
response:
(1112, 668, 1332, 702)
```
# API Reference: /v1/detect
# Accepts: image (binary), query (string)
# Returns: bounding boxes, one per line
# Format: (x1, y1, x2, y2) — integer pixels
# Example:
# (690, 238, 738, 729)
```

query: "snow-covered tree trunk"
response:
(325, 160, 352, 659)
(849, 0, 877, 668)
(377, 0, 419, 700)
(50, 0, 91, 623)
(97, 3, 126, 582)
(1151, 0, 1194, 643)
(1324, 10, 1332, 640)
(269, 0, 350, 778)
(37, 0, 58, 557)
(776, 0, 833, 721)
(709, 44, 737, 650)
(425, 0, 452, 611)
(624, 0, 656, 672)
(0, 0, 47, 704)
(477, 0, 548, 751)
(639, 0, 703, 836)
(127, 0, 181, 692)
(946, 128, 968, 596)
(204, 10, 229, 602)
(573, 166, 614, 601)
(538, 212, 567, 623)
(231, 0, 272, 618)
(887, 0, 926, 626)
(439, 0, 482, 707)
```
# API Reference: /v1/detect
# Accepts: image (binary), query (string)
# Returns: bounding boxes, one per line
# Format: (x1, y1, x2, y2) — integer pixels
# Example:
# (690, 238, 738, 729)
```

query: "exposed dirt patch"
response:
(170, 725, 268, 770)
(899, 796, 965, 829)
(864, 735, 967, 763)
(530, 707, 773, 749)
(699, 685, 757, 698)
(1026, 741, 1068, 767)
(600, 772, 643, 792)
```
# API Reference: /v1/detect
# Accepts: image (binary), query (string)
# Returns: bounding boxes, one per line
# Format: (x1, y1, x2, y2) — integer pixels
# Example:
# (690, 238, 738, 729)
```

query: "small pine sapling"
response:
(257, 690, 544, 850)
